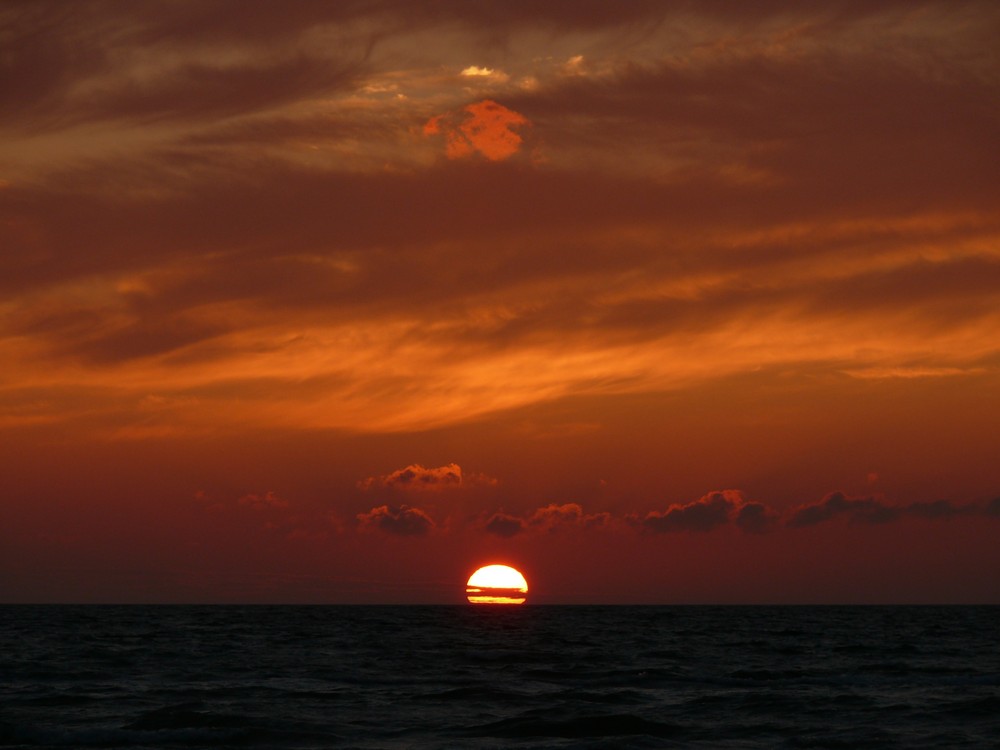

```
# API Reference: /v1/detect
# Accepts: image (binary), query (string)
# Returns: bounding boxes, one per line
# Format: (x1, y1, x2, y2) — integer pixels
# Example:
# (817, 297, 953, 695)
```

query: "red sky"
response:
(2, 1, 999, 603)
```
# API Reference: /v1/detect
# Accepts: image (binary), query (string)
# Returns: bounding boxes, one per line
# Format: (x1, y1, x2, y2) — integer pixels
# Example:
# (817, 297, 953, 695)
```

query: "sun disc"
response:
(466, 564, 528, 605)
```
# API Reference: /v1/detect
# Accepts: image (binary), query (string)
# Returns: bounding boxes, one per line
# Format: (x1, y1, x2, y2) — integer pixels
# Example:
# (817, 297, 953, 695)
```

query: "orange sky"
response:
(2, 1, 999, 603)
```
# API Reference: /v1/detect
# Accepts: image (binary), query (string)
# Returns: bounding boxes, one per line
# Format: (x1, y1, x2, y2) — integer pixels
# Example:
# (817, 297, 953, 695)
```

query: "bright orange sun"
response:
(466, 564, 528, 605)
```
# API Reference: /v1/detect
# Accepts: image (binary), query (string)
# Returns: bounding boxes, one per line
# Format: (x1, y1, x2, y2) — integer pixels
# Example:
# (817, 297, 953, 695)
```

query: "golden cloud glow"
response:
(424, 99, 529, 161)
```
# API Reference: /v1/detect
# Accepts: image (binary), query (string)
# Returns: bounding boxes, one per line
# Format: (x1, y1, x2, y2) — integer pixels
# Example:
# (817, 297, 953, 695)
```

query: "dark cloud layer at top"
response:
(0, 0, 671, 129)
(1, 1, 445, 136)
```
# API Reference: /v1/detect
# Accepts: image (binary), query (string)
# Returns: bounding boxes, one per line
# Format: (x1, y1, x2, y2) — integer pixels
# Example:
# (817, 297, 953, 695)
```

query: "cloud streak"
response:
(638, 491, 997, 534)
(786, 492, 982, 528)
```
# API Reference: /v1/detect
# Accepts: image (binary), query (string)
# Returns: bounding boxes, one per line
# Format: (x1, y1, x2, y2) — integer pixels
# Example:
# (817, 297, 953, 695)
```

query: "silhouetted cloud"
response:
(528, 502, 584, 530)
(356, 504, 434, 536)
(482, 503, 613, 536)
(582, 511, 614, 529)
(787, 492, 985, 528)
(476, 490, 1000, 537)
(528, 503, 613, 531)
(358, 463, 496, 492)
(643, 490, 748, 533)
(734, 501, 779, 534)
(906, 499, 970, 519)
(787, 492, 895, 527)
(484, 513, 524, 538)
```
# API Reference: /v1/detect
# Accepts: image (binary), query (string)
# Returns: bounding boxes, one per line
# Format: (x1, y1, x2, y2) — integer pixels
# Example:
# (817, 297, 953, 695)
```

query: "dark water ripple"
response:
(1, 605, 998, 748)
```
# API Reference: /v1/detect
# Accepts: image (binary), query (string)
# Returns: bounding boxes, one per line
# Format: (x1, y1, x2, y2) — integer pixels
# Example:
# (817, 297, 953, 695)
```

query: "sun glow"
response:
(466, 564, 528, 605)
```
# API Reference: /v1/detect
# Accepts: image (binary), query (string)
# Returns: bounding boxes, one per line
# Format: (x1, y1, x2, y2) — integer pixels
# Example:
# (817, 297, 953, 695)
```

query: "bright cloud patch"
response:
(423, 99, 528, 161)
(460, 65, 509, 83)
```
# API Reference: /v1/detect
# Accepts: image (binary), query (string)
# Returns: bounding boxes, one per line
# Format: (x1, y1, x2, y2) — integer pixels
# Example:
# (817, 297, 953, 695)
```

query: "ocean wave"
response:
(2, 605, 997, 749)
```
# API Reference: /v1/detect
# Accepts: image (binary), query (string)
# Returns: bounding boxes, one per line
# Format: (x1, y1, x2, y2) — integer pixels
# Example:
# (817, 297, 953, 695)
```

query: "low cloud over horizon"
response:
(351, 488, 999, 540)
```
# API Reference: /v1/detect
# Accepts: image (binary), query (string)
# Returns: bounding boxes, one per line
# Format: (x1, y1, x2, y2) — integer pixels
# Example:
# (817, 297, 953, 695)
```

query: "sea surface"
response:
(1, 605, 997, 749)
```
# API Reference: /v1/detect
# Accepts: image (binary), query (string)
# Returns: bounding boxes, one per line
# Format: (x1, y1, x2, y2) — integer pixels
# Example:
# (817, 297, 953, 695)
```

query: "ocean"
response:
(1, 605, 997, 748)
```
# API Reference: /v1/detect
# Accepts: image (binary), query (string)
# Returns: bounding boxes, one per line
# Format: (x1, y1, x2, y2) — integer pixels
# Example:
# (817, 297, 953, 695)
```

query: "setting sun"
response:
(466, 564, 528, 605)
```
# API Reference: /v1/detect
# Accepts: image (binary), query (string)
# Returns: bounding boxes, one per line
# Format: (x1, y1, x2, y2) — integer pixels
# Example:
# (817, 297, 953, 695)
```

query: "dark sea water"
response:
(1, 606, 998, 749)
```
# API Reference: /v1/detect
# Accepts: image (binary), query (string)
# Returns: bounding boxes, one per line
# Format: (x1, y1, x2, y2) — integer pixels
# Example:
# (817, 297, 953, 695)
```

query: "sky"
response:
(2, 0, 999, 604)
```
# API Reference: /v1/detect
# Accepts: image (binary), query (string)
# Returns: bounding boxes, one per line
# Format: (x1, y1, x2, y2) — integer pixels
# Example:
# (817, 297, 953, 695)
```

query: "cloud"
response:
(528, 502, 584, 529)
(786, 491, 894, 527)
(358, 463, 496, 492)
(786, 492, 983, 528)
(842, 366, 986, 380)
(460, 66, 510, 84)
(356, 504, 435, 536)
(483, 512, 524, 538)
(528, 502, 613, 531)
(3, 2, 999, 443)
(238, 491, 289, 510)
(424, 100, 529, 161)
(482, 502, 614, 536)
(482, 491, 996, 538)
(905, 499, 971, 520)
(734, 501, 779, 534)
(1, 6, 369, 133)
(642, 490, 748, 533)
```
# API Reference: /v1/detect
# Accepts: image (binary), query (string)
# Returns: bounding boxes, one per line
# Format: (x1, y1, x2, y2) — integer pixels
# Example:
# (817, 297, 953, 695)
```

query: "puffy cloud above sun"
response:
(641, 491, 773, 534)
(357, 504, 435, 536)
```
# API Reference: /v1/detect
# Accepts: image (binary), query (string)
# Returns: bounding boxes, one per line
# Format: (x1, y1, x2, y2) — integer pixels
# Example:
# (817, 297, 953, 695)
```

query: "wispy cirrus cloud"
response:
(1, 0, 998, 444)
